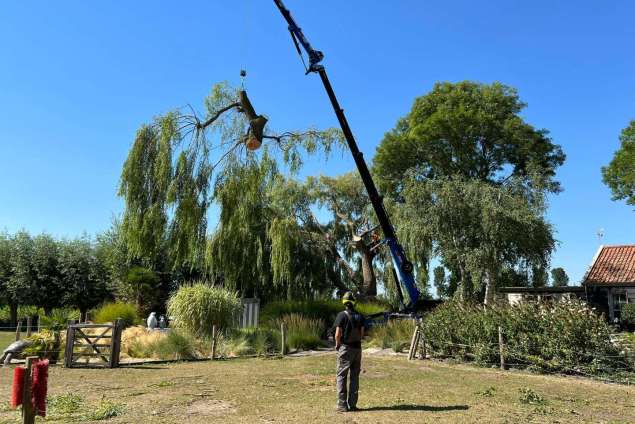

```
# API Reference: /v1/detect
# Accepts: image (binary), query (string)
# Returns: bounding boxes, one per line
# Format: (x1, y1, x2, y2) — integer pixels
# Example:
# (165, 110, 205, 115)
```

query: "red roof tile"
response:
(583, 245, 635, 286)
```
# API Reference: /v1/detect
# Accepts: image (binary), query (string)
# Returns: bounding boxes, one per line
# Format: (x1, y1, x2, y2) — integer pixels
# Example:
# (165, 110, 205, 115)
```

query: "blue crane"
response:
(272, 0, 421, 312)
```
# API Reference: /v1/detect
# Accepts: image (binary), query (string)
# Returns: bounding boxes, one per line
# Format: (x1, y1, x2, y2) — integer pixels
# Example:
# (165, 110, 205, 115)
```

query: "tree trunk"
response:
(9, 303, 18, 327)
(459, 264, 470, 302)
(483, 271, 495, 305)
(79, 308, 87, 323)
(359, 249, 377, 297)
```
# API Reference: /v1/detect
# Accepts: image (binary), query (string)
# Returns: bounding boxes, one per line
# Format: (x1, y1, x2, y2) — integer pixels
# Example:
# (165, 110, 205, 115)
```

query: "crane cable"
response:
(239, 0, 254, 89)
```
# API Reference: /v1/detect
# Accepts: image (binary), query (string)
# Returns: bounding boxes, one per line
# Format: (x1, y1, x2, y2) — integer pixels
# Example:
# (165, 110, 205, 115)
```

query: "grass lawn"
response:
(0, 332, 19, 350)
(0, 352, 634, 423)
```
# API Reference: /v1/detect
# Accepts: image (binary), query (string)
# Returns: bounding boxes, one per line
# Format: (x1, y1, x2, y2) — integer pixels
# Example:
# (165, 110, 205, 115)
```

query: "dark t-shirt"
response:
(334, 308, 365, 349)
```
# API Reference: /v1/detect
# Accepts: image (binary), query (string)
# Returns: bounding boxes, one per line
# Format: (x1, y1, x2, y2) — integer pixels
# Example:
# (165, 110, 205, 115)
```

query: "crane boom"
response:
(272, 0, 420, 311)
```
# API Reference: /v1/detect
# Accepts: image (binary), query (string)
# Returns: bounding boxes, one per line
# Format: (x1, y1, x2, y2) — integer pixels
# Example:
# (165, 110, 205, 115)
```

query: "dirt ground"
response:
(0, 352, 633, 423)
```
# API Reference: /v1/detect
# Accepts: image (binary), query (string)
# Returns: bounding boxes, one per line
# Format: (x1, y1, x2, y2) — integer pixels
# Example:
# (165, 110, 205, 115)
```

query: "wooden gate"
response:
(64, 320, 123, 368)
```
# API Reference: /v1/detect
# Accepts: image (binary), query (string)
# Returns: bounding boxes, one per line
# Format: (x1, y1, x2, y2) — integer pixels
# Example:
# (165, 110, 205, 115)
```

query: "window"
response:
(614, 292, 628, 319)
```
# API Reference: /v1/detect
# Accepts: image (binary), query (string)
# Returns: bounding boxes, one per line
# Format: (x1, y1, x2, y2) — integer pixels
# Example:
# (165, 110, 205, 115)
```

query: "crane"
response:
(272, 0, 421, 312)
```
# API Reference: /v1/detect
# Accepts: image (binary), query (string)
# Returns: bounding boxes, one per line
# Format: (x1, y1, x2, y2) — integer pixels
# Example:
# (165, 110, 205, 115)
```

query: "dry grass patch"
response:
(0, 353, 633, 423)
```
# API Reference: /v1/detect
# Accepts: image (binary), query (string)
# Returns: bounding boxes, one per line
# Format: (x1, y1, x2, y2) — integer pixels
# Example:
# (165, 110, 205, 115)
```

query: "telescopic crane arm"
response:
(272, 0, 420, 311)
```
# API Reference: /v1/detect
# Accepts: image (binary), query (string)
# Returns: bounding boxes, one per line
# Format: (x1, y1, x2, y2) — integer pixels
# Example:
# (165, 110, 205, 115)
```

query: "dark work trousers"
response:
(336, 345, 362, 409)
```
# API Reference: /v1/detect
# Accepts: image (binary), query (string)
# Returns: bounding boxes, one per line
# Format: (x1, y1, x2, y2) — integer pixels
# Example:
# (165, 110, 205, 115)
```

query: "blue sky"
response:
(1, 0, 634, 286)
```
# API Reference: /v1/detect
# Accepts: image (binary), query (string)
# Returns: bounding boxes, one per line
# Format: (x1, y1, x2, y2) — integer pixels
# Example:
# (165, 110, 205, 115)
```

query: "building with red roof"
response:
(583, 245, 635, 321)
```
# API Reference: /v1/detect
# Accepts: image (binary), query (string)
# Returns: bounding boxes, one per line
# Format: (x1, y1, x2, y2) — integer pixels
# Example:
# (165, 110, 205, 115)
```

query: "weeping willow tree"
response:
(119, 82, 344, 298)
(206, 155, 352, 301)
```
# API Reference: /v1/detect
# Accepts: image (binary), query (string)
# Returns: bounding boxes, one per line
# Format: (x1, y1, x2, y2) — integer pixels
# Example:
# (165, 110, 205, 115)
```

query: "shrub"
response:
(152, 330, 195, 360)
(367, 319, 416, 352)
(220, 327, 280, 357)
(275, 313, 324, 351)
(40, 308, 80, 332)
(94, 302, 139, 328)
(167, 282, 241, 338)
(422, 300, 632, 375)
(261, 299, 389, 333)
(621, 304, 635, 331)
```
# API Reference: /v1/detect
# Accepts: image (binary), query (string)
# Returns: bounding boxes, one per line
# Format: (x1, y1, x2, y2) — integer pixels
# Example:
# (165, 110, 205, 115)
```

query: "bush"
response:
(621, 304, 635, 331)
(40, 308, 80, 332)
(261, 299, 389, 333)
(274, 313, 324, 351)
(422, 300, 632, 375)
(167, 282, 241, 338)
(94, 302, 139, 328)
(0, 305, 43, 324)
(366, 319, 416, 352)
(152, 330, 195, 360)
(220, 327, 280, 357)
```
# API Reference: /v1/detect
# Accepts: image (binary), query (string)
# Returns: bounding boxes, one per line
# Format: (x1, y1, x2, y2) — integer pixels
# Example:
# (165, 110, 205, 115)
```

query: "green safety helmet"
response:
(342, 291, 356, 306)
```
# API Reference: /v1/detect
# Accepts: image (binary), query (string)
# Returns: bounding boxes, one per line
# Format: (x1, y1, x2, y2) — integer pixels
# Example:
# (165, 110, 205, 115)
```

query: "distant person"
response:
(333, 291, 365, 412)
(147, 312, 158, 330)
(158, 315, 166, 329)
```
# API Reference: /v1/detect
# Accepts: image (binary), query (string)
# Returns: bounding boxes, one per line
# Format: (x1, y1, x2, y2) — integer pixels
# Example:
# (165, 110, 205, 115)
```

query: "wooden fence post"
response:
(280, 323, 286, 356)
(15, 320, 22, 342)
(26, 316, 32, 338)
(498, 326, 507, 370)
(419, 328, 427, 360)
(109, 319, 123, 368)
(211, 325, 217, 360)
(22, 356, 38, 424)
(64, 320, 76, 368)
(408, 319, 421, 360)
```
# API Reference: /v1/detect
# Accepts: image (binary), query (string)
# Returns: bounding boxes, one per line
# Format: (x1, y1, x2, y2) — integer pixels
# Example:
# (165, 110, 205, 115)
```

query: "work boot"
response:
(336, 405, 348, 413)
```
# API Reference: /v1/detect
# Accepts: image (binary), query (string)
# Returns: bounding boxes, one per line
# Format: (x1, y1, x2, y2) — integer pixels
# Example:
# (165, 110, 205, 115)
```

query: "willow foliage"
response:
(119, 82, 344, 281)
(206, 155, 341, 301)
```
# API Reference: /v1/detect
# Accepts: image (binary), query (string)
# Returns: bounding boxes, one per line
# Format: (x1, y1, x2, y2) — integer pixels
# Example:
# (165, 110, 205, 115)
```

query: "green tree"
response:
(6, 231, 36, 326)
(31, 233, 64, 315)
(0, 232, 13, 315)
(207, 155, 350, 301)
(311, 172, 381, 297)
(602, 120, 635, 207)
(120, 266, 160, 316)
(119, 82, 343, 298)
(550, 267, 569, 287)
(58, 237, 111, 321)
(398, 177, 554, 303)
(374, 81, 565, 199)
(433, 266, 447, 299)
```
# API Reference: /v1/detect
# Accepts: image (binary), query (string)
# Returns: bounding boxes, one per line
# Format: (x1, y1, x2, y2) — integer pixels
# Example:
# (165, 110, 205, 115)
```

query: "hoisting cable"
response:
(288, 30, 308, 73)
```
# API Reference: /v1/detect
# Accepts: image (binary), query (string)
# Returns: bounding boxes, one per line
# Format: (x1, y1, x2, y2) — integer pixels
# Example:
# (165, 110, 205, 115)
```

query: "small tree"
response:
(58, 237, 111, 321)
(602, 120, 635, 208)
(32, 233, 64, 315)
(433, 266, 448, 299)
(550, 267, 569, 287)
(120, 266, 160, 316)
(6, 231, 36, 326)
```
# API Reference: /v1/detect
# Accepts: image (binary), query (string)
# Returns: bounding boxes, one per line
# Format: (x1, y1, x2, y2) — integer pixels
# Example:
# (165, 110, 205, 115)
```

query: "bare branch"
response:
(198, 102, 242, 129)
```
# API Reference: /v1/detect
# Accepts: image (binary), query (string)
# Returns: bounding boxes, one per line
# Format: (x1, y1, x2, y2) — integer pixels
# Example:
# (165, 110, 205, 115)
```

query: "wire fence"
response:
(414, 333, 635, 385)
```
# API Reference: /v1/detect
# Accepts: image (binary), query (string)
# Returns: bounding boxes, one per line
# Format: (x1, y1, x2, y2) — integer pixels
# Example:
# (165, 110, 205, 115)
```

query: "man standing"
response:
(334, 291, 365, 412)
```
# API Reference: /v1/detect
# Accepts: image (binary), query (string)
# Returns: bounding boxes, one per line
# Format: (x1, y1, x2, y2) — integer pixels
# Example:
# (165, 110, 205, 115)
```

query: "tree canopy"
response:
(118, 83, 342, 271)
(374, 81, 565, 199)
(398, 177, 555, 303)
(551, 267, 570, 287)
(602, 120, 635, 208)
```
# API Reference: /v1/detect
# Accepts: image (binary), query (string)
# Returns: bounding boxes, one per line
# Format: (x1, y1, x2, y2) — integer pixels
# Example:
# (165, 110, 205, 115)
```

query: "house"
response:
(583, 245, 635, 321)
(498, 286, 585, 305)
